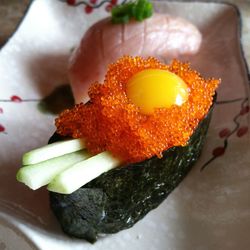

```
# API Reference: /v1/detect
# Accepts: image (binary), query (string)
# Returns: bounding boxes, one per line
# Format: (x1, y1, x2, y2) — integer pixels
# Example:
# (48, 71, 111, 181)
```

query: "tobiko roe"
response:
(55, 56, 220, 163)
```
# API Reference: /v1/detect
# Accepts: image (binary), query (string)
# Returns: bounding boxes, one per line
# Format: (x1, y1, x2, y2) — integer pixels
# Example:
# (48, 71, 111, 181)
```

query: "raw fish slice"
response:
(69, 14, 202, 103)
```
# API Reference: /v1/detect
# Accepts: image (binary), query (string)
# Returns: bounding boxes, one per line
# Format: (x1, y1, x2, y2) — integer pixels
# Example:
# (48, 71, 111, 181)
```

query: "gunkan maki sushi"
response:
(17, 56, 219, 243)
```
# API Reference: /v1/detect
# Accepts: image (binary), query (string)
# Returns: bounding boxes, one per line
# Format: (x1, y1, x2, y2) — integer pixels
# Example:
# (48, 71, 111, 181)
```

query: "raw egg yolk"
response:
(126, 69, 189, 114)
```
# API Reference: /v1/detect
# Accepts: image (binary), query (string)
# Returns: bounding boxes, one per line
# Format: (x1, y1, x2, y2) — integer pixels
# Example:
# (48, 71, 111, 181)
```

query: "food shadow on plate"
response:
(25, 52, 71, 100)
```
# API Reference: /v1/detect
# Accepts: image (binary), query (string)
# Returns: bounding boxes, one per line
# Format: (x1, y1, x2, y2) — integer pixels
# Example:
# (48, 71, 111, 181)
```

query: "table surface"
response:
(0, 0, 29, 46)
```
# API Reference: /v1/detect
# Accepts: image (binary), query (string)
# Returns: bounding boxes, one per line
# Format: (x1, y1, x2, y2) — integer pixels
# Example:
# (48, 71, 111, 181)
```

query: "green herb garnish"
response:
(111, 0, 153, 24)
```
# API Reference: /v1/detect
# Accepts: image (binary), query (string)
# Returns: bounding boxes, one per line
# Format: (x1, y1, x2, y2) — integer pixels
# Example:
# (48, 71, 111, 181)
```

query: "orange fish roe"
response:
(56, 56, 219, 163)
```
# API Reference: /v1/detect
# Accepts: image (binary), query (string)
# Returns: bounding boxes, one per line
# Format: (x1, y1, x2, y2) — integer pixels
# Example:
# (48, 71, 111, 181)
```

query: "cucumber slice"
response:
(47, 151, 121, 194)
(22, 138, 86, 165)
(17, 150, 90, 190)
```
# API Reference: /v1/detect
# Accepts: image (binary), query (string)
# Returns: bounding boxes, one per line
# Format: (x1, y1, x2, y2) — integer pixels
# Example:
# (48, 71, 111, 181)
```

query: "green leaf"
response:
(111, 0, 153, 24)
(112, 14, 131, 24)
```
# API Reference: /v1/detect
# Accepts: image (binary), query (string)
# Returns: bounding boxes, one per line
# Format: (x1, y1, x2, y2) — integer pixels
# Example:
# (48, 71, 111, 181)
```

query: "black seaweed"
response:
(49, 102, 214, 243)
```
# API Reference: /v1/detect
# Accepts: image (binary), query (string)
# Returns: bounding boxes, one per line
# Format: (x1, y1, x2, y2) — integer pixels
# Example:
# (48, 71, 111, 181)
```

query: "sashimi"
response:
(68, 13, 202, 103)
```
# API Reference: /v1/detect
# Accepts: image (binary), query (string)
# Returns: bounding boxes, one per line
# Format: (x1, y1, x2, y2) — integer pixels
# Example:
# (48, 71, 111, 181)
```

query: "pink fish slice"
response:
(68, 13, 202, 103)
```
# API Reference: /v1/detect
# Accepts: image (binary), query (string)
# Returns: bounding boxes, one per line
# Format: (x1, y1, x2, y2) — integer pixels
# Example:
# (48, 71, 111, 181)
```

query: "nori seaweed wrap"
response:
(49, 98, 215, 243)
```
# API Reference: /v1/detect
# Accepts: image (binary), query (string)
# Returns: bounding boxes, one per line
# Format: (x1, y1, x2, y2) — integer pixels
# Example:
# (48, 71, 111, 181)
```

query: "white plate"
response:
(0, 0, 249, 249)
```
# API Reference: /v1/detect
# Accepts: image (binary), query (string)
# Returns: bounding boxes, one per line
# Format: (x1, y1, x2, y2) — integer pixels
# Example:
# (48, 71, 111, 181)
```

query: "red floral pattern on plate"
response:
(64, 0, 118, 13)
(0, 124, 5, 133)
(201, 97, 249, 171)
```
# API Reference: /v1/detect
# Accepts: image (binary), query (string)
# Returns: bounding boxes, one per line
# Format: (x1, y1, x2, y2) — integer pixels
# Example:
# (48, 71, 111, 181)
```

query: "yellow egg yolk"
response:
(126, 69, 189, 114)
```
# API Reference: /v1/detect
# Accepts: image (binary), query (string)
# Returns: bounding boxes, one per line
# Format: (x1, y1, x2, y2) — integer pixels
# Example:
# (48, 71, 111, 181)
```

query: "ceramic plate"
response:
(0, 0, 249, 249)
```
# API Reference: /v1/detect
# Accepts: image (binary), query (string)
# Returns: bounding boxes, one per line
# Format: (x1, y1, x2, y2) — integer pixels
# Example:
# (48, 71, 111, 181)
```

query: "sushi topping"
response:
(111, 0, 153, 24)
(17, 56, 219, 194)
(56, 56, 220, 163)
(126, 69, 189, 114)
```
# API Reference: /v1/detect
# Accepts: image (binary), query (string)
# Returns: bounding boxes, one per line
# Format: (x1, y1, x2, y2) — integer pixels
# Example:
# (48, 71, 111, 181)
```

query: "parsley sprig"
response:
(111, 0, 153, 24)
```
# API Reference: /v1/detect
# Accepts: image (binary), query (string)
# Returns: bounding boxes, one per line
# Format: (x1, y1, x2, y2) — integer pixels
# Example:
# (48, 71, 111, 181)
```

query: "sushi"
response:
(16, 1, 218, 243)
(17, 56, 219, 243)
(49, 104, 214, 243)
(69, 2, 202, 103)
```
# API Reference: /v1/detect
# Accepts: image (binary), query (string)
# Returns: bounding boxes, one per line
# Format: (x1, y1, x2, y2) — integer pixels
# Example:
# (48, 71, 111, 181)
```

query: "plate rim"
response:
(0, 0, 249, 249)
